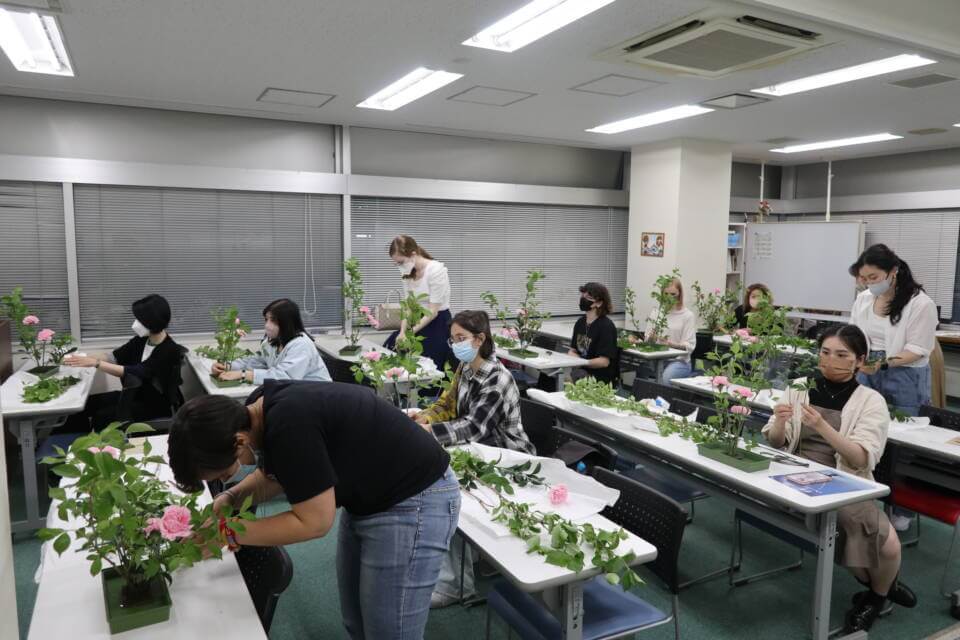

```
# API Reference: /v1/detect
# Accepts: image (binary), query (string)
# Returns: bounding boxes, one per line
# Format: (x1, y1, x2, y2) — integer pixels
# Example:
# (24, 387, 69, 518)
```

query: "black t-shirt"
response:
(734, 305, 749, 329)
(808, 373, 859, 412)
(571, 315, 619, 384)
(112, 335, 185, 419)
(246, 381, 450, 515)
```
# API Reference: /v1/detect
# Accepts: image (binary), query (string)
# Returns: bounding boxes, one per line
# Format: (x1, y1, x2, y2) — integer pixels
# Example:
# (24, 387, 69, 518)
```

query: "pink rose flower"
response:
(366, 314, 380, 329)
(384, 367, 405, 380)
(358, 306, 370, 314)
(732, 386, 753, 399)
(235, 317, 241, 325)
(236, 328, 247, 337)
(37, 328, 55, 342)
(713, 288, 721, 295)
(548, 484, 569, 506)
(22, 315, 40, 326)
(157, 505, 192, 541)
(362, 350, 382, 362)
(89, 445, 121, 459)
(143, 517, 162, 536)
(517, 308, 528, 317)
(730, 405, 752, 416)
(711, 376, 729, 388)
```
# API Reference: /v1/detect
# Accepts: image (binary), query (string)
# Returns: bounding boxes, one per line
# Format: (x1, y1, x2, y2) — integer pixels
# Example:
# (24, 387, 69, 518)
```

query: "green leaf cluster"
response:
(194, 305, 253, 364)
(1, 286, 77, 366)
(342, 257, 366, 347)
(481, 270, 550, 353)
(22, 375, 80, 403)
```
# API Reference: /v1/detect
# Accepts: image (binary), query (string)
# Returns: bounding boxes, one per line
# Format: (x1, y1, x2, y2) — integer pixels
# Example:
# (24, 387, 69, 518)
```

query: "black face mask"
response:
(579, 298, 594, 312)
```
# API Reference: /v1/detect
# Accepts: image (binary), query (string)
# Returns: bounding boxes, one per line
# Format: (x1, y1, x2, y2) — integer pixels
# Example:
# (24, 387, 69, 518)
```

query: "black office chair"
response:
(671, 399, 718, 424)
(690, 332, 715, 373)
(237, 545, 294, 634)
(550, 414, 618, 472)
(519, 397, 558, 457)
(630, 378, 680, 404)
(919, 405, 960, 431)
(531, 334, 559, 352)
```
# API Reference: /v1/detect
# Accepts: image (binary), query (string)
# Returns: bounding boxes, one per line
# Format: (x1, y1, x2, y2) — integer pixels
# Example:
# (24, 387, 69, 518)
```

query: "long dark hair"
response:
(388, 234, 433, 280)
(848, 244, 923, 326)
(451, 310, 493, 359)
(169, 395, 250, 493)
(743, 283, 772, 313)
(262, 298, 308, 348)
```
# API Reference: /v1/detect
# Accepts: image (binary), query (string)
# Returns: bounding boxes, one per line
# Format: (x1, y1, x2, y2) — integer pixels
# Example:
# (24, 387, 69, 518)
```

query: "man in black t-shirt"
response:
(168, 381, 460, 639)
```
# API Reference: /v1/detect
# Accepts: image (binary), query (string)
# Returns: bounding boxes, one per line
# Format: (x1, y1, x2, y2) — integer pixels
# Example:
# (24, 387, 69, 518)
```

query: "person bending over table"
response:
(644, 277, 696, 383)
(168, 381, 460, 640)
(413, 309, 535, 608)
(64, 294, 185, 430)
(211, 298, 330, 384)
(763, 324, 916, 633)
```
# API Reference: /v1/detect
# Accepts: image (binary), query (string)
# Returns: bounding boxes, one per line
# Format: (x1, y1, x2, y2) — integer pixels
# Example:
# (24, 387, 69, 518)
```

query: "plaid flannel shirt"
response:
(426, 358, 535, 454)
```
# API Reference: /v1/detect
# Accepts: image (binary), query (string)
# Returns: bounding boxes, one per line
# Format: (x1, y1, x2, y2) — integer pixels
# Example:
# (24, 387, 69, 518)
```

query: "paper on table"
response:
(457, 443, 620, 539)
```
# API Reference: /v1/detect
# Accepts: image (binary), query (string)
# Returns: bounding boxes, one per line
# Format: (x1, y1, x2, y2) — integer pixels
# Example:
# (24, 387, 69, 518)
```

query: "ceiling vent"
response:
(907, 127, 950, 136)
(597, 15, 824, 78)
(889, 73, 957, 89)
(701, 93, 769, 109)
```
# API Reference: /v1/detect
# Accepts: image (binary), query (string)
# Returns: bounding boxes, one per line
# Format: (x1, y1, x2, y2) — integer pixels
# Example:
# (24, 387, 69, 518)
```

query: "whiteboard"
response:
(743, 221, 865, 313)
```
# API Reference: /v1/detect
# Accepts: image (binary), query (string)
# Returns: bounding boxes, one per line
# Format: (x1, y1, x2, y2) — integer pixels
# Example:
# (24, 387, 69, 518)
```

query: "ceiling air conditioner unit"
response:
(597, 15, 824, 78)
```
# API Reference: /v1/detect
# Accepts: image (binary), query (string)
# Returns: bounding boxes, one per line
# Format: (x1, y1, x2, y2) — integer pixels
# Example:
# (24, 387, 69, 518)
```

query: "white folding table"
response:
(1, 364, 96, 532)
(494, 345, 589, 389)
(670, 375, 784, 411)
(29, 436, 266, 640)
(186, 352, 257, 400)
(534, 390, 889, 640)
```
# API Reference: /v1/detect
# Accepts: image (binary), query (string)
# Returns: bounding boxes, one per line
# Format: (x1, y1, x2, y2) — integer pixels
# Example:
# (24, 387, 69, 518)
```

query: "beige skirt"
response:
(836, 500, 891, 569)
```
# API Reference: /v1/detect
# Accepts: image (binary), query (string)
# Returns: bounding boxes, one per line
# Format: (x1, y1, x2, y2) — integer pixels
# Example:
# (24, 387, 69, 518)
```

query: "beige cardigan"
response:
(762, 379, 890, 480)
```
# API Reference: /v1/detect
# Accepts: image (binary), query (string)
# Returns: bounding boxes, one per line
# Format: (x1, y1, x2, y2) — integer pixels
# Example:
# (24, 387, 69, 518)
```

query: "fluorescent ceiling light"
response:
(586, 104, 713, 134)
(752, 54, 935, 97)
(0, 7, 73, 76)
(463, 0, 615, 53)
(954, 123, 960, 128)
(357, 67, 463, 111)
(770, 133, 902, 154)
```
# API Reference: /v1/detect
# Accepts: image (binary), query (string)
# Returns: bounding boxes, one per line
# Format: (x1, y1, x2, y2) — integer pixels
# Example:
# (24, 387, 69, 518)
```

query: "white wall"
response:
(0, 414, 20, 640)
(0, 95, 336, 173)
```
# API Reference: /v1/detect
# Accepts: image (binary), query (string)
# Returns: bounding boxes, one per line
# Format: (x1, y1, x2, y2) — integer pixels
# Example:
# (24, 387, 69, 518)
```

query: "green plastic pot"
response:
(101, 568, 172, 634)
(697, 442, 771, 473)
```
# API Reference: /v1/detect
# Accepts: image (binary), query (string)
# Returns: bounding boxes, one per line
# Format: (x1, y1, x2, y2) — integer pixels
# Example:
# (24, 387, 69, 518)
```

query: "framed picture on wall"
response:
(640, 232, 664, 257)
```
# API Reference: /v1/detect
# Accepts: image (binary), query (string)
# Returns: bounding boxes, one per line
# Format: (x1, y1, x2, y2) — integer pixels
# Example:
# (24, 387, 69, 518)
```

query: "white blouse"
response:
(403, 260, 451, 310)
(850, 289, 938, 368)
(645, 307, 696, 363)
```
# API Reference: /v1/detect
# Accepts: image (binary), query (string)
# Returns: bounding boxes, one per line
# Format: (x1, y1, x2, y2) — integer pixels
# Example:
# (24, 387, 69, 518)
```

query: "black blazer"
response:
(113, 335, 186, 421)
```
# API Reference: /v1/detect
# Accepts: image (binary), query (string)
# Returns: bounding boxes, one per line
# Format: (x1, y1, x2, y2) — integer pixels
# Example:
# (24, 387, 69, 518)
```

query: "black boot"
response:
(853, 575, 917, 609)
(844, 591, 885, 633)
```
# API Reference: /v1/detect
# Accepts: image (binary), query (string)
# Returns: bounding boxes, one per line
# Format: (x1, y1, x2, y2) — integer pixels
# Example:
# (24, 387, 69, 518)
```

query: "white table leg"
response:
(541, 583, 584, 640)
(11, 417, 46, 533)
(811, 511, 838, 640)
(556, 369, 567, 389)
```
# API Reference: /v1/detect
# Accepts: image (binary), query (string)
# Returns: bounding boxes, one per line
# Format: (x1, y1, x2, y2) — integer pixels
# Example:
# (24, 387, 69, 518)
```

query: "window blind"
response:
(0, 181, 70, 332)
(73, 185, 342, 338)
(829, 211, 959, 320)
(351, 197, 628, 318)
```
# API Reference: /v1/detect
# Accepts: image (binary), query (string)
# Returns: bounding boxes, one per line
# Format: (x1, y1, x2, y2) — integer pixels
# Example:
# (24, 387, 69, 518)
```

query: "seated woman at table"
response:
(63, 294, 185, 430)
(211, 298, 330, 384)
(413, 310, 536, 608)
(644, 277, 696, 384)
(763, 324, 916, 633)
(734, 283, 772, 329)
(168, 381, 459, 640)
(565, 282, 620, 386)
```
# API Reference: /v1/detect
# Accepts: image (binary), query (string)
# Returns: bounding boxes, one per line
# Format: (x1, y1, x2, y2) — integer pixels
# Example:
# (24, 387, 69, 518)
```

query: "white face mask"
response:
(132, 319, 150, 338)
(867, 275, 893, 297)
(397, 260, 415, 276)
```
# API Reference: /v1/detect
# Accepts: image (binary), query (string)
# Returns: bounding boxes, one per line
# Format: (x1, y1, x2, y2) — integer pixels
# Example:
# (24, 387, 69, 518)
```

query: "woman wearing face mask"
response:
(63, 294, 185, 429)
(168, 382, 459, 640)
(413, 310, 534, 607)
(644, 278, 696, 384)
(764, 324, 915, 633)
(385, 235, 453, 370)
(211, 298, 330, 384)
(849, 244, 937, 417)
(566, 282, 620, 385)
(734, 283, 773, 329)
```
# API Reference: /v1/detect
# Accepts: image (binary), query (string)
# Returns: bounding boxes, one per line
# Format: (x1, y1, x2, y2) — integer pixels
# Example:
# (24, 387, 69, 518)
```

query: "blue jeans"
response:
(337, 467, 461, 639)
(857, 350, 931, 416)
(660, 359, 692, 384)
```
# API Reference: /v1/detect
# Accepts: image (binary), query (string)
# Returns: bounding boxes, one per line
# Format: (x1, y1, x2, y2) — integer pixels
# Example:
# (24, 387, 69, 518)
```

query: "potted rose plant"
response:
(1, 286, 76, 378)
(37, 422, 254, 634)
(194, 306, 252, 388)
(616, 286, 644, 349)
(631, 269, 681, 354)
(481, 269, 549, 359)
(340, 257, 366, 355)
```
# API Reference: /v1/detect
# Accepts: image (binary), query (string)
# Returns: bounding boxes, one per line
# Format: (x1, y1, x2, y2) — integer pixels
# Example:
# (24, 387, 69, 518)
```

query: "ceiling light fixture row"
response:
(0, 5, 72, 76)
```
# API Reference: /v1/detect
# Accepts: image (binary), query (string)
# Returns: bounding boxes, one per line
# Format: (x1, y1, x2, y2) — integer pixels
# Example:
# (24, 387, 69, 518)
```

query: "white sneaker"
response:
(430, 591, 459, 609)
(891, 514, 913, 531)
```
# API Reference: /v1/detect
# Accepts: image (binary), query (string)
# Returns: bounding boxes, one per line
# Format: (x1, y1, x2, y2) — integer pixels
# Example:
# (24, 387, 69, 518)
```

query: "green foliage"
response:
(351, 292, 435, 406)
(889, 407, 911, 423)
(23, 375, 80, 403)
(644, 269, 682, 345)
(450, 448, 642, 590)
(342, 257, 365, 347)
(193, 306, 252, 364)
(1, 286, 76, 367)
(563, 378, 657, 419)
(623, 286, 640, 333)
(37, 423, 254, 592)
(481, 270, 550, 353)
(691, 281, 740, 334)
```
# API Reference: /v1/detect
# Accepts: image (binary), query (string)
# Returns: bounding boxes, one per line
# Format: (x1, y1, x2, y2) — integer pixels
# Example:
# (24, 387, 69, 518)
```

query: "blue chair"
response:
(485, 467, 686, 640)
